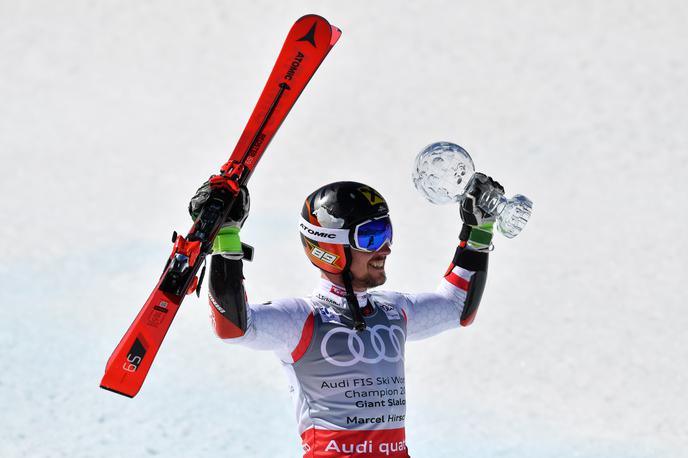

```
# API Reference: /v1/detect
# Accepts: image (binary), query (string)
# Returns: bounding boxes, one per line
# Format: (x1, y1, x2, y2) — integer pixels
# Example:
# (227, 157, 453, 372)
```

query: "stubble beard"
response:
(352, 270, 387, 290)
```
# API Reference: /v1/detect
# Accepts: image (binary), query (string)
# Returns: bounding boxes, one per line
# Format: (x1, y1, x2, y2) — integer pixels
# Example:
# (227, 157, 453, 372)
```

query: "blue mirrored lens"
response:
(356, 217, 393, 251)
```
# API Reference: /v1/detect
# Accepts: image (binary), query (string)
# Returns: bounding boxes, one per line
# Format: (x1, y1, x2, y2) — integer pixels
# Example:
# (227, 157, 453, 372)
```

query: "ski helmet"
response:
(299, 181, 392, 274)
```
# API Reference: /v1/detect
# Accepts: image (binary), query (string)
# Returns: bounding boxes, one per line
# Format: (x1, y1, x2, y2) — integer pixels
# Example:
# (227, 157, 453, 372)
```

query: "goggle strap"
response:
(298, 217, 350, 244)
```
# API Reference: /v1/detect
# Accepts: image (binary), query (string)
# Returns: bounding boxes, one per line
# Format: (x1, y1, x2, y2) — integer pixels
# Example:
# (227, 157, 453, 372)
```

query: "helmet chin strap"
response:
(342, 246, 367, 332)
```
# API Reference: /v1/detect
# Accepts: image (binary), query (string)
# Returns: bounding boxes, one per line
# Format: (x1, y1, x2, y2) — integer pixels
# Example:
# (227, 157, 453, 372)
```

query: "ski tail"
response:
(100, 15, 340, 398)
(100, 280, 182, 397)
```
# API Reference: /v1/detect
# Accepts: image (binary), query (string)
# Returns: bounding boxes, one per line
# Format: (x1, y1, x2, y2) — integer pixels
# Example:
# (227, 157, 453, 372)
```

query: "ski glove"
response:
(459, 173, 504, 250)
(189, 180, 251, 259)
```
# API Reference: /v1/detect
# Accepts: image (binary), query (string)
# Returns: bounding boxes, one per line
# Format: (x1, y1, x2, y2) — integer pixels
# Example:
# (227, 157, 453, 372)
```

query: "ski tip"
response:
(297, 14, 330, 25)
(294, 14, 341, 47)
(330, 25, 342, 46)
(100, 384, 136, 399)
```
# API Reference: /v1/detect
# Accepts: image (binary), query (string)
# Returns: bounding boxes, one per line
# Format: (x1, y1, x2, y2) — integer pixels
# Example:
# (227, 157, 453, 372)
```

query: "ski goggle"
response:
(298, 215, 393, 252)
(351, 216, 393, 252)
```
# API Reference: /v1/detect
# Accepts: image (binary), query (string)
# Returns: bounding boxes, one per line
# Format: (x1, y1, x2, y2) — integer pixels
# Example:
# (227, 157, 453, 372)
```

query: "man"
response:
(189, 176, 502, 458)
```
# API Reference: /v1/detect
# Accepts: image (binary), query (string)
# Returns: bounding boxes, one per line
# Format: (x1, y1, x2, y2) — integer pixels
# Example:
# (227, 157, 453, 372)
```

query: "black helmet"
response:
(299, 181, 391, 274)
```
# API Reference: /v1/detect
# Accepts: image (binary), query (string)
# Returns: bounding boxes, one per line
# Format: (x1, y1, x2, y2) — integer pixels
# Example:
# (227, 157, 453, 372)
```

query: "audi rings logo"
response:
(320, 325, 405, 367)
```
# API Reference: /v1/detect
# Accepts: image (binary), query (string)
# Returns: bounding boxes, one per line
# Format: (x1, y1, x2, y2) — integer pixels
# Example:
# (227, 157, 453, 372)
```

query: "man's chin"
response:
(352, 271, 386, 290)
(366, 272, 387, 288)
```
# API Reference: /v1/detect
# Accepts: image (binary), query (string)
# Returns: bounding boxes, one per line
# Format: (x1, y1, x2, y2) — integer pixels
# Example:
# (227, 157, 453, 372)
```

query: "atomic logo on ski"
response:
(284, 53, 305, 81)
(297, 22, 318, 47)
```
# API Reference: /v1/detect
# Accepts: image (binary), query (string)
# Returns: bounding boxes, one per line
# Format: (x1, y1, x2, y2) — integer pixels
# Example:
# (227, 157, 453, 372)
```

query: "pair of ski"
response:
(100, 15, 341, 398)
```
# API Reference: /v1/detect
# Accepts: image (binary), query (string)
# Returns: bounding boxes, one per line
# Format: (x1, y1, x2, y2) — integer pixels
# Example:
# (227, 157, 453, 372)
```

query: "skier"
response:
(189, 176, 503, 458)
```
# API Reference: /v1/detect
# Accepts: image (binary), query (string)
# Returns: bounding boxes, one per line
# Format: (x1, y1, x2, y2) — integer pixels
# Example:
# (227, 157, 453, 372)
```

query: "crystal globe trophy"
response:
(412, 142, 533, 238)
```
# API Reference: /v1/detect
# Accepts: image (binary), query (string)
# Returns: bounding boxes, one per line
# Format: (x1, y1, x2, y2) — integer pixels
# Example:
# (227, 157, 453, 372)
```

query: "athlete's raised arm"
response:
(398, 173, 504, 340)
(189, 181, 313, 362)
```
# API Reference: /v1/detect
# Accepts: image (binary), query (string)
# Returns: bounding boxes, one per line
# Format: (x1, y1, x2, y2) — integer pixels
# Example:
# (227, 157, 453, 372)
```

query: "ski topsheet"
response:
(101, 15, 341, 398)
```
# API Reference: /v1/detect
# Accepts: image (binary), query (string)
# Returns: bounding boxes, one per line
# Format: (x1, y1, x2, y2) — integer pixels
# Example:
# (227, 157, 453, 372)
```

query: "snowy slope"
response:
(1, 1, 686, 457)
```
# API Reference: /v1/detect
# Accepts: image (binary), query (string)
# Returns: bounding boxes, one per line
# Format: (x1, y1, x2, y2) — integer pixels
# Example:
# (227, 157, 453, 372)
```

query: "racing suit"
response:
(207, 246, 487, 458)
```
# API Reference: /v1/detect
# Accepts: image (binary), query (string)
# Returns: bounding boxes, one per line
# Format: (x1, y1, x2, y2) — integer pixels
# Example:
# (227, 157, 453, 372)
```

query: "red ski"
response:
(101, 15, 341, 398)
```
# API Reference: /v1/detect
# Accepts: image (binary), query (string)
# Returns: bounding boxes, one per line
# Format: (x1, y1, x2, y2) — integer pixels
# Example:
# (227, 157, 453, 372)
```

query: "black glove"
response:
(459, 173, 504, 226)
(189, 179, 251, 259)
(189, 180, 250, 229)
(459, 173, 504, 250)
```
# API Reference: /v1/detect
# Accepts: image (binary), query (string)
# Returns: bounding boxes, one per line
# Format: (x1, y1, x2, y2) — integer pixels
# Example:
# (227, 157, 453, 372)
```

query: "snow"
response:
(1, 1, 686, 457)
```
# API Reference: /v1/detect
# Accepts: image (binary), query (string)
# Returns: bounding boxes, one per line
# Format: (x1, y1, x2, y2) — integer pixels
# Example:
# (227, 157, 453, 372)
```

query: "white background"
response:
(1, 1, 686, 457)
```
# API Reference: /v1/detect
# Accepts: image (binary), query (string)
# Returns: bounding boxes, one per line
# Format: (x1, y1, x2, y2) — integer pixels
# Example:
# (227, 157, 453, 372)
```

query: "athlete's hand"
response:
(459, 173, 504, 226)
(189, 179, 252, 259)
(459, 173, 504, 250)
(189, 179, 250, 229)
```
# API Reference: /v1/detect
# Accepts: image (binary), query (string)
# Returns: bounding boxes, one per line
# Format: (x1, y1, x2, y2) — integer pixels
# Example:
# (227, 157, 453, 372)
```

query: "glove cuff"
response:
(213, 226, 242, 254)
(467, 222, 494, 250)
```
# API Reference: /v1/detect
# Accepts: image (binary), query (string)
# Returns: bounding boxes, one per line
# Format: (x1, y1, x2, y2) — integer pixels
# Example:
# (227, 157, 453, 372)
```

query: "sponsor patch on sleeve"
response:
(377, 302, 401, 321)
(317, 304, 343, 324)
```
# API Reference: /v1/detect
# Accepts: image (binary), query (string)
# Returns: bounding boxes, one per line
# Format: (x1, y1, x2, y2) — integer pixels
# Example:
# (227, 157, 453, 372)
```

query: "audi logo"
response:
(320, 324, 405, 367)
